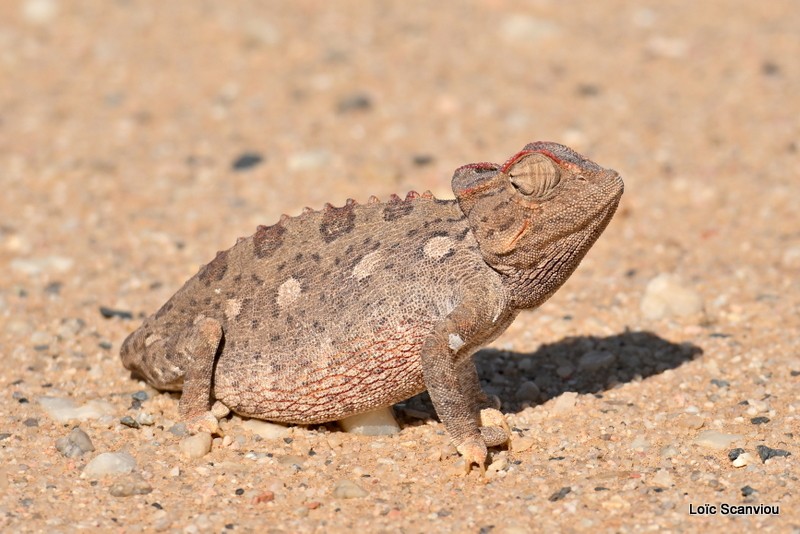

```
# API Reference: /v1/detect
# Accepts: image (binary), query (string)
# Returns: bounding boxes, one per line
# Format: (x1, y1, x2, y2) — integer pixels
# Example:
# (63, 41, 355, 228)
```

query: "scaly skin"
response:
(121, 142, 624, 473)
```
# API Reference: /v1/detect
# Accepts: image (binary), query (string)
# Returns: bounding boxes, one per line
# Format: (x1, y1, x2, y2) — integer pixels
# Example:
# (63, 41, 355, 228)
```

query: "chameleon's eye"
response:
(507, 153, 561, 197)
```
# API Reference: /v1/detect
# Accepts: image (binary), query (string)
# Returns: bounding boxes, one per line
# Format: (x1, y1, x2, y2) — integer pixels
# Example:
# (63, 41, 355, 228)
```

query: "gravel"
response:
(339, 407, 401, 436)
(179, 433, 213, 459)
(83, 452, 137, 477)
(55, 427, 95, 458)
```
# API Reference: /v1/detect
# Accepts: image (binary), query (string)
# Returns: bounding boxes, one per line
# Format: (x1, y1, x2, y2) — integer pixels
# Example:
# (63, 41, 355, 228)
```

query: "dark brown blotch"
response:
(383, 202, 414, 222)
(253, 223, 287, 259)
(198, 249, 230, 285)
(319, 203, 357, 243)
(154, 301, 173, 320)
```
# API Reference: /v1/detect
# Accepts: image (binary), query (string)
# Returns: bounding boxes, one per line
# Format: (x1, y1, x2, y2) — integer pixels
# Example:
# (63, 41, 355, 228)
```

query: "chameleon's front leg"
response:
(421, 306, 510, 474)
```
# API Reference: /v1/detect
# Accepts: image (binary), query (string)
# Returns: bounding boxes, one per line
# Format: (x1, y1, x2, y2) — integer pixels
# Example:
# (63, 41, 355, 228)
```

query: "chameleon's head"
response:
(452, 142, 624, 306)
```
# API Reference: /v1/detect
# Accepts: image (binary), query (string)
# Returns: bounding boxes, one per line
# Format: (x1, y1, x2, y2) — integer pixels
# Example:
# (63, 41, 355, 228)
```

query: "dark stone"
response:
(710, 378, 730, 388)
(337, 93, 372, 113)
(131, 391, 149, 401)
(412, 154, 434, 166)
(750, 416, 770, 425)
(99, 306, 134, 320)
(548, 486, 571, 501)
(120, 416, 140, 429)
(756, 445, 791, 462)
(728, 448, 745, 461)
(231, 152, 264, 171)
(741, 485, 757, 497)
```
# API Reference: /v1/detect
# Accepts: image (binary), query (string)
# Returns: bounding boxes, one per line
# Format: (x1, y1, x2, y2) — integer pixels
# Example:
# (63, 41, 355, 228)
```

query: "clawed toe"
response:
(456, 438, 488, 475)
(185, 411, 223, 436)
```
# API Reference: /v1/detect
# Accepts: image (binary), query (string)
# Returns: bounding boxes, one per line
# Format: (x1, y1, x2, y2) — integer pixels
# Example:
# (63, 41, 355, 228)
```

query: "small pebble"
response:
(39, 397, 115, 423)
(83, 452, 137, 477)
(131, 391, 149, 402)
(651, 469, 673, 487)
(578, 350, 616, 372)
(640, 273, 703, 319)
(241, 419, 290, 439)
(337, 93, 372, 113)
(23, 418, 39, 427)
(710, 379, 730, 388)
(741, 485, 757, 497)
(693, 430, 742, 450)
(339, 407, 400, 436)
(120, 416, 140, 429)
(332, 479, 369, 499)
(732, 452, 756, 468)
(231, 152, 264, 171)
(412, 154, 434, 167)
(727, 448, 745, 461)
(287, 150, 331, 171)
(750, 416, 770, 425)
(168, 423, 189, 437)
(109, 474, 153, 497)
(136, 412, 155, 426)
(551, 392, 578, 414)
(548, 487, 571, 502)
(756, 445, 791, 463)
(55, 427, 95, 458)
(180, 433, 212, 459)
(99, 306, 133, 320)
(251, 491, 275, 504)
(512, 436, 535, 453)
(515, 381, 540, 402)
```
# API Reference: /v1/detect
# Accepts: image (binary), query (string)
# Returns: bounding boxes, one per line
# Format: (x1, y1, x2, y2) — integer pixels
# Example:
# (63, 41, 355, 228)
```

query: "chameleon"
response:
(120, 142, 624, 472)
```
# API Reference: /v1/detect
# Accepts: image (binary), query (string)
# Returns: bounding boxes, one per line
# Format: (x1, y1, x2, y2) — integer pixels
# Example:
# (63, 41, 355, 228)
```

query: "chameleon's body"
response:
(121, 142, 623, 470)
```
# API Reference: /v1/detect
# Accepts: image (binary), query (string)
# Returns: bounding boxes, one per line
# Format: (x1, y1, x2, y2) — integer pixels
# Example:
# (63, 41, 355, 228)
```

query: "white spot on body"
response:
(352, 250, 383, 281)
(448, 333, 465, 351)
(225, 298, 242, 320)
(144, 334, 161, 347)
(423, 236, 455, 260)
(277, 277, 302, 307)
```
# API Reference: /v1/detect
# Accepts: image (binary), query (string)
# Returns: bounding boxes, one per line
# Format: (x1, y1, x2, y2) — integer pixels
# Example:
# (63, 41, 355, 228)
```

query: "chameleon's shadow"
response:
(397, 330, 702, 419)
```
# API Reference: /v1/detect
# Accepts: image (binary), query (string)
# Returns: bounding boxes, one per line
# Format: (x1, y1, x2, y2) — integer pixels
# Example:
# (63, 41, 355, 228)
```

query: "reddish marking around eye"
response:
(455, 161, 499, 173)
(500, 149, 562, 173)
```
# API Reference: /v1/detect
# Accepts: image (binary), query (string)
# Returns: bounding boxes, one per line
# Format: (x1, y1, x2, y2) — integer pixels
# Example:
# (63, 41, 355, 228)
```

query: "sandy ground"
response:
(1, 1, 799, 532)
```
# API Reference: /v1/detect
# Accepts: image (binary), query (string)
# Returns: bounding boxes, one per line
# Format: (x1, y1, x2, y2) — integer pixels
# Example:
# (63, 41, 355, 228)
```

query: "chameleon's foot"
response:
(456, 437, 488, 475)
(478, 407, 510, 447)
(185, 411, 223, 436)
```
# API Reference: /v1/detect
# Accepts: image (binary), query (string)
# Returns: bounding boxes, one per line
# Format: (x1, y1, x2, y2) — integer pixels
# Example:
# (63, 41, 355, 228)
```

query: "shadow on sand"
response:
(398, 330, 703, 418)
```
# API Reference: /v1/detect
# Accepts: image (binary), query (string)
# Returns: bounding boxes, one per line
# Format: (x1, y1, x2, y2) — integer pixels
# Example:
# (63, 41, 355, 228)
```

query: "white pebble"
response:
(241, 419, 290, 439)
(732, 452, 756, 468)
(339, 407, 401, 436)
(332, 479, 369, 499)
(651, 469, 673, 487)
(640, 274, 703, 319)
(693, 430, 743, 450)
(39, 397, 115, 423)
(83, 452, 137, 477)
(630, 435, 649, 451)
(10, 255, 73, 276)
(551, 392, 578, 414)
(180, 433, 212, 459)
